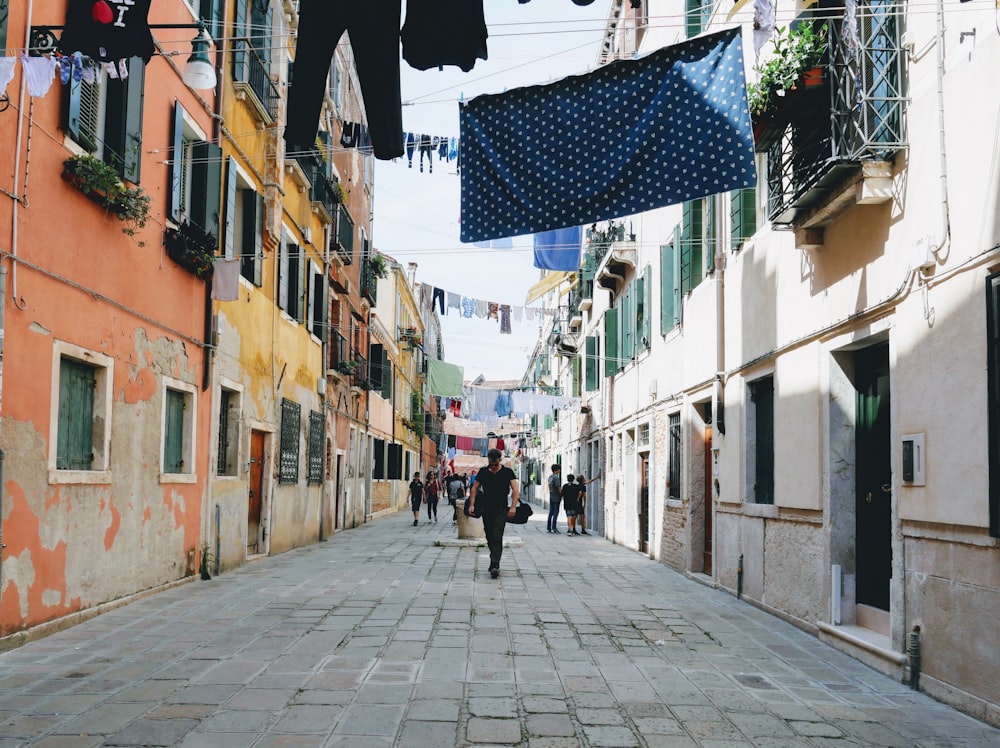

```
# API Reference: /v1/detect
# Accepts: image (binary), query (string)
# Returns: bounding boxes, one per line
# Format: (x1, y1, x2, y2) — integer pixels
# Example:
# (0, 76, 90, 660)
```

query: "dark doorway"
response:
(248, 430, 265, 555)
(639, 455, 650, 554)
(703, 426, 713, 575)
(855, 343, 892, 611)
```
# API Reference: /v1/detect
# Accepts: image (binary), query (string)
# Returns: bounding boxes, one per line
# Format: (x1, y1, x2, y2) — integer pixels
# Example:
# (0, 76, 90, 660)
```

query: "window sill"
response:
(160, 473, 197, 484)
(742, 502, 779, 519)
(666, 498, 684, 509)
(49, 469, 112, 485)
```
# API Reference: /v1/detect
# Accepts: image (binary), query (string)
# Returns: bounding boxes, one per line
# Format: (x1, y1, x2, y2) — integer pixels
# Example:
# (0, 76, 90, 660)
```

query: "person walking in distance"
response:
(408, 472, 424, 527)
(467, 449, 520, 579)
(445, 470, 465, 525)
(546, 463, 562, 533)
(577, 474, 597, 535)
(424, 470, 441, 523)
(562, 474, 584, 535)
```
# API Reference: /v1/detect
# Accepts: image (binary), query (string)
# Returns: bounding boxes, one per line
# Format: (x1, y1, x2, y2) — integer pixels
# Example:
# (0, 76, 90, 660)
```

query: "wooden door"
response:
(248, 430, 264, 555)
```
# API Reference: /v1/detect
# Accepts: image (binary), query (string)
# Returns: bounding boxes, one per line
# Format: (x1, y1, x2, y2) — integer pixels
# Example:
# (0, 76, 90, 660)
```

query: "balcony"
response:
(330, 205, 354, 265)
(232, 40, 279, 123)
(595, 240, 638, 296)
(759, 7, 904, 233)
(360, 254, 378, 305)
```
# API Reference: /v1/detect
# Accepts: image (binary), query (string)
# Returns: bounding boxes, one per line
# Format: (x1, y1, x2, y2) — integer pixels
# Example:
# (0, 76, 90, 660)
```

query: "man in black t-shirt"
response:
(468, 449, 520, 578)
(561, 475, 584, 535)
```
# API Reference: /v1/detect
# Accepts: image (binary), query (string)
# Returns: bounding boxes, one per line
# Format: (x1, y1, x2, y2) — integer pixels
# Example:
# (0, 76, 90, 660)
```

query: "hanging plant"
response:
(746, 23, 829, 118)
(370, 253, 388, 279)
(63, 154, 151, 241)
(165, 222, 217, 280)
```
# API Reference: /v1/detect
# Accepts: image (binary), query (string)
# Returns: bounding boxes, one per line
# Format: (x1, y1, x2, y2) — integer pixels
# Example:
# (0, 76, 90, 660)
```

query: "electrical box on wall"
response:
(901, 433, 926, 486)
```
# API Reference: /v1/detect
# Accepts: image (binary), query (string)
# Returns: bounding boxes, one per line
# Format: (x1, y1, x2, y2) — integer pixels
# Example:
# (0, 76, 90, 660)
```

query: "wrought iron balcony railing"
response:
(762, 3, 904, 226)
(360, 255, 378, 304)
(330, 205, 355, 265)
(232, 39, 279, 122)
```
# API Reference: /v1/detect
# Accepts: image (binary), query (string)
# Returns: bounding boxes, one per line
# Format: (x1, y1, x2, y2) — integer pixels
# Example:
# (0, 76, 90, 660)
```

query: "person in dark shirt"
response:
(561, 474, 584, 536)
(408, 473, 424, 527)
(468, 449, 520, 578)
(547, 463, 562, 533)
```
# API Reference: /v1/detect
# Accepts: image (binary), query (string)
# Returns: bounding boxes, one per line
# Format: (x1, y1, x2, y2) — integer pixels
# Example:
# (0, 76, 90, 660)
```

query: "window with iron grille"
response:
(307, 410, 324, 484)
(668, 413, 681, 500)
(748, 376, 775, 504)
(279, 398, 301, 484)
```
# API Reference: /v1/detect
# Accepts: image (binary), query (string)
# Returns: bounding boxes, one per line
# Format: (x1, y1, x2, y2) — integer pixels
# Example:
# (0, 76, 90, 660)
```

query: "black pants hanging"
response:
(286, 1, 404, 160)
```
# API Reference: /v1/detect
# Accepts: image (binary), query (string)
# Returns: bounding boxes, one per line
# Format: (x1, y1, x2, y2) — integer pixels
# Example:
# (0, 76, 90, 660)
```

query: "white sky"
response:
(372, 1, 613, 381)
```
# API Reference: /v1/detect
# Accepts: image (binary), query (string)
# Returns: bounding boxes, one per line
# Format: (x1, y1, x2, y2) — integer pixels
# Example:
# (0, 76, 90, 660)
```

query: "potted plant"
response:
(337, 360, 358, 376)
(370, 253, 388, 279)
(165, 222, 217, 280)
(63, 154, 151, 240)
(747, 22, 828, 147)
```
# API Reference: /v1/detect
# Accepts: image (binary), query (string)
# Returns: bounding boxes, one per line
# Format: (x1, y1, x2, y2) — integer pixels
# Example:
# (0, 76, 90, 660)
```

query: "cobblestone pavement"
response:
(1, 510, 998, 747)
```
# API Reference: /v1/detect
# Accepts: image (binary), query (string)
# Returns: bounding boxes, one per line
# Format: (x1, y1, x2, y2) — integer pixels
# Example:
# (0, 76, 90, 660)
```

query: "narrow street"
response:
(0, 511, 996, 748)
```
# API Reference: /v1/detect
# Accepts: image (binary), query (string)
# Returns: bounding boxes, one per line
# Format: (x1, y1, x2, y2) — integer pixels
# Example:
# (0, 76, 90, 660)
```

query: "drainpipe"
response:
(0, 448, 5, 615)
(927, 0, 951, 264)
(7, 0, 34, 313)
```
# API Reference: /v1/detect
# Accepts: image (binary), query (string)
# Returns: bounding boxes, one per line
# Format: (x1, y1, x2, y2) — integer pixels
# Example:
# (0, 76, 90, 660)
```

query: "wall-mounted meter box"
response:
(901, 433, 926, 486)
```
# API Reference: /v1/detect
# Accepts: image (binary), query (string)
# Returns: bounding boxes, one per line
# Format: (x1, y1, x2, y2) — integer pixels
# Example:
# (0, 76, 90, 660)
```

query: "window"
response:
(65, 58, 145, 183)
(987, 272, 1000, 536)
(308, 410, 324, 484)
(170, 102, 221, 237)
(370, 343, 393, 399)
(278, 233, 304, 321)
(222, 158, 263, 284)
(198, 0, 222, 40)
(748, 375, 775, 504)
(279, 398, 301, 484)
(216, 386, 240, 476)
(388, 443, 403, 480)
(731, 187, 757, 251)
(162, 378, 197, 480)
(639, 423, 650, 447)
(604, 307, 618, 376)
(668, 413, 681, 500)
(680, 200, 704, 296)
(686, 0, 709, 38)
(51, 343, 113, 483)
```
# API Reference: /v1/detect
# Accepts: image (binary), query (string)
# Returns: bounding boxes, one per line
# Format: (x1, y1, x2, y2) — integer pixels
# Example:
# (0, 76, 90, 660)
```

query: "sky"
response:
(372, 1, 614, 382)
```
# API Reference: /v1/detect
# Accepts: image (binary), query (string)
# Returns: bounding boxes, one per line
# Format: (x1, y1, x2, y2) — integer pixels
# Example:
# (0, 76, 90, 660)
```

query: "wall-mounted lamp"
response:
(181, 29, 217, 90)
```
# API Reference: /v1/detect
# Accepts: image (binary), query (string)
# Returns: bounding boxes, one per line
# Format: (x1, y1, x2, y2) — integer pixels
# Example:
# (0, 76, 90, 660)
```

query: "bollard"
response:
(908, 625, 921, 690)
(737, 554, 744, 600)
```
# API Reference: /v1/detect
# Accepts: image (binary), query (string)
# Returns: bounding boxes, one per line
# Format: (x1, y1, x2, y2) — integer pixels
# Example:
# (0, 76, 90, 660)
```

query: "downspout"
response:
(7, 0, 34, 313)
(928, 0, 951, 263)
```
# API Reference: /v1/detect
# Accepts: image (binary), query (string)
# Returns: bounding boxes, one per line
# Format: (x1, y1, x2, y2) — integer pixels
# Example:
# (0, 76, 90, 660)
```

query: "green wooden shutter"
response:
(120, 59, 145, 183)
(312, 263, 326, 337)
(640, 265, 651, 349)
(170, 101, 185, 222)
(604, 307, 618, 376)
(572, 355, 582, 397)
(164, 389, 185, 473)
(621, 284, 634, 364)
(681, 200, 703, 295)
(685, 0, 703, 37)
(370, 343, 384, 390)
(232, 0, 247, 82)
(57, 358, 95, 470)
(191, 141, 222, 241)
(251, 193, 264, 286)
(199, 0, 222, 39)
(660, 243, 675, 334)
(731, 187, 757, 250)
(278, 239, 289, 311)
(65, 74, 101, 152)
(223, 157, 238, 259)
(381, 348, 392, 399)
(705, 196, 716, 274)
(585, 336, 598, 391)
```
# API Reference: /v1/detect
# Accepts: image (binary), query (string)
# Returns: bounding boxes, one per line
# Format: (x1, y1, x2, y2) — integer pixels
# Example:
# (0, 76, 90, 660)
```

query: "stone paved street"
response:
(0, 510, 997, 747)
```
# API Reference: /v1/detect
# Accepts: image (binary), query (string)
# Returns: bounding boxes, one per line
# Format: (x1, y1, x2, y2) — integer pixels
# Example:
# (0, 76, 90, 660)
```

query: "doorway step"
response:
(817, 616, 905, 680)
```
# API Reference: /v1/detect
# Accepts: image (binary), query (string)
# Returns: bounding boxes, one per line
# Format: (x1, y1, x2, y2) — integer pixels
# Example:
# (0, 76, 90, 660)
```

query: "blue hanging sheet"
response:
(459, 28, 755, 243)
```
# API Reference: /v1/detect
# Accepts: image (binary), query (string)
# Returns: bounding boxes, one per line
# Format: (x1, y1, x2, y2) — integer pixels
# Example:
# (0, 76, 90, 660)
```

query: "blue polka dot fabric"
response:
(459, 28, 756, 244)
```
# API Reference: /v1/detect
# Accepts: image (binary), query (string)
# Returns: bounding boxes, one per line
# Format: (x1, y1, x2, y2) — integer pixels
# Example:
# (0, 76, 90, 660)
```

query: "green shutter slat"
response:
(164, 390, 185, 473)
(191, 141, 222, 241)
(731, 187, 757, 250)
(224, 157, 238, 259)
(121, 59, 145, 183)
(641, 265, 651, 348)
(660, 243, 674, 335)
(705, 197, 716, 273)
(686, 0, 703, 38)
(604, 308, 618, 377)
(585, 336, 598, 391)
(58, 358, 95, 470)
(170, 101, 184, 223)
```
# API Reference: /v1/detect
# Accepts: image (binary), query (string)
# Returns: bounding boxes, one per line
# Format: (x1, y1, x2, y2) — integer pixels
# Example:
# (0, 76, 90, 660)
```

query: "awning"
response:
(525, 271, 571, 305)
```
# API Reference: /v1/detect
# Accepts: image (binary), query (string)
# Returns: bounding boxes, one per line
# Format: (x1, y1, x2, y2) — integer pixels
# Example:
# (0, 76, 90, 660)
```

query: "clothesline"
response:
(415, 282, 556, 337)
